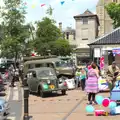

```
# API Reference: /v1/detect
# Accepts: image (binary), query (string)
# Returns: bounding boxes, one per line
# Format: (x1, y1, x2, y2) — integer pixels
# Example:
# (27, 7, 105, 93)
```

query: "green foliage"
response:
(0, 0, 31, 61)
(51, 39, 72, 56)
(105, 3, 120, 28)
(46, 5, 54, 16)
(34, 17, 61, 55)
(34, 16, 72, 56)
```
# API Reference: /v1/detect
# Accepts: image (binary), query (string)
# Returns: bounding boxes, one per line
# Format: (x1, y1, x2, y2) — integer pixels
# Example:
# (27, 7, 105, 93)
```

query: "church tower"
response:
(96, 0, 120, 37)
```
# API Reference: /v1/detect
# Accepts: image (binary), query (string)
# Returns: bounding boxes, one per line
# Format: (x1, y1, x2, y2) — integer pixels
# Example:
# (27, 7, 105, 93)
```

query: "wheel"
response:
(38, 87, 45, 98)
(61, 90, 66, 95)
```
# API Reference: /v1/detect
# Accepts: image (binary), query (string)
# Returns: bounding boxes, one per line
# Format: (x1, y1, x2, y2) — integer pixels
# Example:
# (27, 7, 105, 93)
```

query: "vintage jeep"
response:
(26, 67, 67, 97)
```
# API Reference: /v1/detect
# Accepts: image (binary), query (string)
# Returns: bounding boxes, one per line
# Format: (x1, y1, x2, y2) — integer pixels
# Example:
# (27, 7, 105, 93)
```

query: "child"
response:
(80, 68, 86, 91)
(75, 68, 81, 88)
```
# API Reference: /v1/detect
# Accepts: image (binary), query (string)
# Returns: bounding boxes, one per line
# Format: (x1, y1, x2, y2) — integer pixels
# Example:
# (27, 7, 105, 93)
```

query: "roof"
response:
(74, 9, 99, 25)
(88, 27, 120, 45)
(64, 27, 75, 33)
(74, 9, 95, 17)
(24, 58, 61, 65)
(28, 67, 54, 71)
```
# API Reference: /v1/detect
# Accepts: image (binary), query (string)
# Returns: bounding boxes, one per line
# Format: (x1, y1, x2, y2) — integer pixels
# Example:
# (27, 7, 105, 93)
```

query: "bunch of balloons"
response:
(86, 95, 117, 114)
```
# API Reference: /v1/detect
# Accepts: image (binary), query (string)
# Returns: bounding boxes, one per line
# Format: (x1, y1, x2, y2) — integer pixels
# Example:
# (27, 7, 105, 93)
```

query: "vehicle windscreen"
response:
(38, 69, 56, 77)
(55, 61, 72, 67)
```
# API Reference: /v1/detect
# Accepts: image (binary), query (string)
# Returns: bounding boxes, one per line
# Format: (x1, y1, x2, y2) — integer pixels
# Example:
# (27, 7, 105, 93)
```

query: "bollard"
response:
(23, 87, 29, 120)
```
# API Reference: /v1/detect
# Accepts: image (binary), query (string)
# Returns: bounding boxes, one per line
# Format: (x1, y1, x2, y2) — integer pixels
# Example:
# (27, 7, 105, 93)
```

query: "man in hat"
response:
(107, 61, 119, 90)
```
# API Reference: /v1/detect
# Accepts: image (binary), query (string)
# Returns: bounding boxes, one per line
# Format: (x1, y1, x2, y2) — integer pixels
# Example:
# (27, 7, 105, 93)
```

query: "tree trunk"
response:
(14, 51, 18, 69)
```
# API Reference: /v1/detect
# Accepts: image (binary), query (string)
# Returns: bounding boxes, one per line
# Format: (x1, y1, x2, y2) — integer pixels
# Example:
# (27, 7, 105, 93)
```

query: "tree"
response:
(0, 0, 30, 66)
(51, 39, 72, 56)
(105, 2, 120, 28)
(34, 17, 61, 55)
(46, 5, 54, 16)
(34, 6, 72, 56)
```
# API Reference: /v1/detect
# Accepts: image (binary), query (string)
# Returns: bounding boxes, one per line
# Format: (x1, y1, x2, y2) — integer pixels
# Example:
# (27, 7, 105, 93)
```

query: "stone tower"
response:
(96, 0, 120, 37)
(74, 9, 99, 48)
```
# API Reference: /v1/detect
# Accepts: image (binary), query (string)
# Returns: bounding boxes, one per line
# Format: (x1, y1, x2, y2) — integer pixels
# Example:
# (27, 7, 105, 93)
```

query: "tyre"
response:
(38, 87, 45, 98)
(61, 90, 66, 95)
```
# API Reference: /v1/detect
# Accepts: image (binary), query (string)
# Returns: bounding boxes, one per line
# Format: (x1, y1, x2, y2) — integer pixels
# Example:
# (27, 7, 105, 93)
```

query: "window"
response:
(28, 64, 34, 69)
(35, 64, 43, 68)
(83, 18, 88, 24)
(81, 28, 88, 40)
(82, 38, 88, 40)
(73, 33, 75, 40)
(113, 0, 117, 2)
(46, 63, 54, 68)
(66, 32, 69, 39)
(38, 69, 55, 77)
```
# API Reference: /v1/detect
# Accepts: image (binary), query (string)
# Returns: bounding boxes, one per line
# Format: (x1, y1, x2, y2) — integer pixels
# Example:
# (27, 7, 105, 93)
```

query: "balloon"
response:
(86, 105, 95, 113)
(95, 95, 104, 105)
(102, 98, 110, 107)
(109, 102, 117, 109)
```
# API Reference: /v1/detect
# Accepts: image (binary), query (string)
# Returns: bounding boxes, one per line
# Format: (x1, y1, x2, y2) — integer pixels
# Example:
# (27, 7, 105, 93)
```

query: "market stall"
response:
(98, 77, 109, 91)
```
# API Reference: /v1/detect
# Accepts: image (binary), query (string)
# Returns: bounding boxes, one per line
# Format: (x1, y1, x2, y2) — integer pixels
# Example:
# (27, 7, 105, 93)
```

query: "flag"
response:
(61, 1, 65, 5)
(41, 4, 46, 7)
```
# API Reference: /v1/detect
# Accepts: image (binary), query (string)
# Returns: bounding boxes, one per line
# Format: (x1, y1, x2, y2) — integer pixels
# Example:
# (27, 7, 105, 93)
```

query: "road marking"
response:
(12, 88, 19, 101)
(7, 116, 16, 120)
(6, 86, 11, 101)
(20, 88, 24, 120)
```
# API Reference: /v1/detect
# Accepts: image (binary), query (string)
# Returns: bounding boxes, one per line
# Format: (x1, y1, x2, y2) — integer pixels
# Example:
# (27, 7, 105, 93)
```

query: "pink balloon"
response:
(102, 98, 110, 107)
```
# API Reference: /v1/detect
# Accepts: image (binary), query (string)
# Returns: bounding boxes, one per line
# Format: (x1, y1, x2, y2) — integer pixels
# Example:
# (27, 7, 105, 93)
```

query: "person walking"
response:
(80, 68, 86, 91)
(85, 63, 99, 105)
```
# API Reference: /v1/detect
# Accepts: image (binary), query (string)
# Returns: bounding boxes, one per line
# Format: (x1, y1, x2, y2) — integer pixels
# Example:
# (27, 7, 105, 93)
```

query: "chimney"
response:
(59, 22, 62, 32)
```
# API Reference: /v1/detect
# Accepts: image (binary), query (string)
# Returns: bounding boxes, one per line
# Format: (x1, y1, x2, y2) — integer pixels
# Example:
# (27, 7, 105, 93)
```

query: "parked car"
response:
(0, 99, 10, 119)
(26, 67, 67, 97)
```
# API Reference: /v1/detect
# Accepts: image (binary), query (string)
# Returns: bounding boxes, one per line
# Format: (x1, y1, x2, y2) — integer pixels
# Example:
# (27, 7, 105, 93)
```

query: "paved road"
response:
(0, 82, 23, 120)
(27, 89, 120, 120)
(28, 89, 87, 120)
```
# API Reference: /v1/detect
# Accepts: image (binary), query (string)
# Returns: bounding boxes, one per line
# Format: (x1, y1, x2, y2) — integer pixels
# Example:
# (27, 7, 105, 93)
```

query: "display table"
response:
(98, 77, 109, 91)
(111, 82, 120, 101)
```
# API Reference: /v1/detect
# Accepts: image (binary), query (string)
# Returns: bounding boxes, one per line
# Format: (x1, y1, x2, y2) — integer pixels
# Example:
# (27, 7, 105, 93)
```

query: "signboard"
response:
(112, 48, 120, 56)
(94, 48, 100, 58)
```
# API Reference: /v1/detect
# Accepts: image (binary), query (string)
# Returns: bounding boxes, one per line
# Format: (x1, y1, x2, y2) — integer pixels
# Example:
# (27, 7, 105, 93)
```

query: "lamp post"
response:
(23, 86, 29, 120)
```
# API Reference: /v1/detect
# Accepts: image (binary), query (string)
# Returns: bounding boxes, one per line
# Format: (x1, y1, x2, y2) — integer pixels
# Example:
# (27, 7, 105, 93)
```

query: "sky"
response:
(0, 0, 99, 29)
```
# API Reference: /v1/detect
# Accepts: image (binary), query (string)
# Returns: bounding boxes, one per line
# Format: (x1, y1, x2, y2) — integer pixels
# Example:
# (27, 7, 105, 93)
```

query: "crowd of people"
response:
(6, 64, 24, 87)
(75, 61, 120, 105)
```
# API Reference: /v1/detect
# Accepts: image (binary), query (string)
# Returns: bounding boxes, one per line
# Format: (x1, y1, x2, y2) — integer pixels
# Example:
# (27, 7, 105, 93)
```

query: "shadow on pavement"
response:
(29, 116, 33, 120)
(86, 114, 94, 116)
(31, 92, 68, 98)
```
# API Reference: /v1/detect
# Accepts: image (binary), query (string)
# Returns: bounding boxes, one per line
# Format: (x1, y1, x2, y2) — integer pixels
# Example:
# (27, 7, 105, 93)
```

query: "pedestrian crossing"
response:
(0, 82, 23, 120)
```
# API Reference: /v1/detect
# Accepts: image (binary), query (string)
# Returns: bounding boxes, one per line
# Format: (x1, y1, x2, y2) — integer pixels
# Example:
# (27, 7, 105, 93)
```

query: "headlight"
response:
(59, 78, 62, 82)
(47, 80, 50, 84)
(56, 71, 59, 74)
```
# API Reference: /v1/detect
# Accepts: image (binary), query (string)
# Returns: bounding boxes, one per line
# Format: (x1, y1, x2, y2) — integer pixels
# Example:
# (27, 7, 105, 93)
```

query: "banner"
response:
(112, 48, 120, 56)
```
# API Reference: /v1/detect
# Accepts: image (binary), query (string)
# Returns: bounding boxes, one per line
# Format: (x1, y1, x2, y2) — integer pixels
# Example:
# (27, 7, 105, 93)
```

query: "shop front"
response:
(88, 27, 120, 68)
